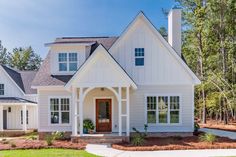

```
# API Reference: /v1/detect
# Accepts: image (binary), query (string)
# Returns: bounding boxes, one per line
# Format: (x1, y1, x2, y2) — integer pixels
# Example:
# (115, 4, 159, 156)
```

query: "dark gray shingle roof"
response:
(32, 37, 118, 87)
(1, 65, 37, 94)
(0, 97, 36, 104)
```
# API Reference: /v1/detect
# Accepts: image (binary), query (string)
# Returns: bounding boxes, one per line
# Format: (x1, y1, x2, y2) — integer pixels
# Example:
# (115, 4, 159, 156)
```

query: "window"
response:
(146, 95, 180, 124)
(0, 84, 4, 95)
(21, 110, 29, 124)
(147, 96, 156, 123)
(50, 98, 70, 124)
(59, 53, 67, 71)
(69, 53, 77, 71)
(58, 53, 78, 72)
(135, 48, 144, 66)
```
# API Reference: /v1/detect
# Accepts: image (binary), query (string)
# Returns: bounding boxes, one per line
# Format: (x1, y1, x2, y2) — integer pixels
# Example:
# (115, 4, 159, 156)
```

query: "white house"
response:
(31, 8, 200, 141)
(0, 65, 38, 134)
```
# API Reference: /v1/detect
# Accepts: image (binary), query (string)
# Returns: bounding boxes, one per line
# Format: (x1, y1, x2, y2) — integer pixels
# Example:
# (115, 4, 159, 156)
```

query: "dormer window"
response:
(0, 84, 4, 95)
(58, 53, 78, 72)
(135, 48, 144, 66)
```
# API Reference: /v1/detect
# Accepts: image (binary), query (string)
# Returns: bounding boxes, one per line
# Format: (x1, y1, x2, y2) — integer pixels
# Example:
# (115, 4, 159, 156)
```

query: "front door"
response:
(3, 110, 7, 129)
(96, 99, 112, 132)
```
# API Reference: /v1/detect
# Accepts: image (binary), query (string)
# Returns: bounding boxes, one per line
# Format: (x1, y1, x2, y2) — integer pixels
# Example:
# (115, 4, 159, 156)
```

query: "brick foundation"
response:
(38, 132, 72, 140)
(131, 132, 193, 137)
(0, 130, 35, 137)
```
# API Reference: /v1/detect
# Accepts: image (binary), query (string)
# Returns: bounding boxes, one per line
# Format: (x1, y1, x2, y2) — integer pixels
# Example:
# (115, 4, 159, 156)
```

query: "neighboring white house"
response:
(0, 65, 38, 133)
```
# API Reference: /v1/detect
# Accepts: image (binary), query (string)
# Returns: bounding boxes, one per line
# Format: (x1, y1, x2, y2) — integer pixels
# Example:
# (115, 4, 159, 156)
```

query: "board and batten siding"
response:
(38, 88, 72, 132)
(110, 17, 193, 85)
(130, 85, 194, 132)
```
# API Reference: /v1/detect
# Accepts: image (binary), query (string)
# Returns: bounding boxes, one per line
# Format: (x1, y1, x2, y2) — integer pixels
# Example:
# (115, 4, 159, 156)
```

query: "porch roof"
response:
(65, 44, 137, 89)
(0, 97, 37, 105)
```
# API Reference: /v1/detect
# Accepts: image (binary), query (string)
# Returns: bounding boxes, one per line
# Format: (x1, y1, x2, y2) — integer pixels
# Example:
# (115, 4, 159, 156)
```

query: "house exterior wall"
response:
(3, 105, 37, 130)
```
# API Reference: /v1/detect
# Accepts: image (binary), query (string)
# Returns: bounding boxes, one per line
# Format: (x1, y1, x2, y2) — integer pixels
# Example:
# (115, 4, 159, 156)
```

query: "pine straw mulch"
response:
(112, 135, 236, 151)
(0, 139, 86, 150)
(200, 120, 236, 132)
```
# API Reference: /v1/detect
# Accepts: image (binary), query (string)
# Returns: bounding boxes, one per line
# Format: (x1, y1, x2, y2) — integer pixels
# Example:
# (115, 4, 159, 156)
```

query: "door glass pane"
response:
(98, 101, 110, 123)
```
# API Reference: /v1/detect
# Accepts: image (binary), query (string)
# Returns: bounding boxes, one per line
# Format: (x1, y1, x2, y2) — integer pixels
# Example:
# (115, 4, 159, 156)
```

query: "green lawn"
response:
(0, 149, 99, 157)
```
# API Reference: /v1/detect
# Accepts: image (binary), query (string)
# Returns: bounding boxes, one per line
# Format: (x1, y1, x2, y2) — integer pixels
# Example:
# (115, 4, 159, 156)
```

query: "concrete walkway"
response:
(200, 128, 236, 140)
(86, 144, 236, 157)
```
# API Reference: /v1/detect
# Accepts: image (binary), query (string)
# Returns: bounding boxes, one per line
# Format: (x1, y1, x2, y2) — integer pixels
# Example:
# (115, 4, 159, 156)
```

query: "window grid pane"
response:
(135, 48, 144, 66)
(0, 84, 4, 95)
(158, 96, 168, 123)
(147, 96, 156, 123)
(58, 53, 67, 62)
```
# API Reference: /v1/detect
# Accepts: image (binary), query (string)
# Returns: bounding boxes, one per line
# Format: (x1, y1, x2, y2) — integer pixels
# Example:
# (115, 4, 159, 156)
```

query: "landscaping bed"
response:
(0, 139, 86, 150)
(112, 135, 236, 151)
(200, 120, 236, 132)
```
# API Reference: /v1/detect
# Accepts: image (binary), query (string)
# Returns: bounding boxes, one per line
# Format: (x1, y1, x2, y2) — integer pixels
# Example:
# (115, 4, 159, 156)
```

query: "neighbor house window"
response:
(21, 110, 29, 124)
(147, 96, 156, 123)
(58, 53, 78, 72)
(50, 98, 70, 124)
(135, 48, 144, 66)
(0, 84, 4, 95)
(146, 95, 180, 124)
(58, 53, 67, 71)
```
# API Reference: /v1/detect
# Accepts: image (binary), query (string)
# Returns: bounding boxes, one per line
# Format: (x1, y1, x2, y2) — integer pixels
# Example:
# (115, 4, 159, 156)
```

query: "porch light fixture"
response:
(8, 107, 11, 112)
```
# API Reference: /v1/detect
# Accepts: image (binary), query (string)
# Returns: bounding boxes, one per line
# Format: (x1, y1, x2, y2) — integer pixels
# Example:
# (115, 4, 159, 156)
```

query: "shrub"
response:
(194, 122, 200, 132)
(52, 131, 65, 140)
(199, 133, 217, 144)
(131, 124, 148, 146)
(83, 119, 94, 133)
(131, 134, 145, 146)
(45, 135, 54, 146)
(27, 135, 37, 140)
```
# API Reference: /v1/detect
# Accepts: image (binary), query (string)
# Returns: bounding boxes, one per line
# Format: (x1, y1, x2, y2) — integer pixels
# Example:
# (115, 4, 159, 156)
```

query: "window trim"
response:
(0, 84, 4, 95)
(58, 52, 78, 72)
(145, 94, 182, 126)
(48, 96, 71, 126)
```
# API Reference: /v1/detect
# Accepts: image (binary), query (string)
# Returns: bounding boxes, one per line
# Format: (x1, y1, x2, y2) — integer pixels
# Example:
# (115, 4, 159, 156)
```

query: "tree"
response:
(0, 41, 10, 65)
(158, 27, 168, 39)
(10, 47, 42, 71)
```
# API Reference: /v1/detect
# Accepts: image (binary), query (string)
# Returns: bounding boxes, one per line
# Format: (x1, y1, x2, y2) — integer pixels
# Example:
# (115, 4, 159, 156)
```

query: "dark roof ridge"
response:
(58, 36, 118, 39)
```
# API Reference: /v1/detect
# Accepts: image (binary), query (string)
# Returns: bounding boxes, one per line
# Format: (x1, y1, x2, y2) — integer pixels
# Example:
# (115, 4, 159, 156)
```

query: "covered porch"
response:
(65, 44, 137, 138)
(0, 97, 37, 132)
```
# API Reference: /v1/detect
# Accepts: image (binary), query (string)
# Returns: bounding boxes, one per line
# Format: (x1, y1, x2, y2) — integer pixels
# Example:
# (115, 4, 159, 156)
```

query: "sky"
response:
(0, 0, 175, 58)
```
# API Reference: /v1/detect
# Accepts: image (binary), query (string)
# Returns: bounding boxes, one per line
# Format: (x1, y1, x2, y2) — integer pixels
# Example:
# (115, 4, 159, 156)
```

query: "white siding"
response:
(38, 88, 72, 132)
(130, 85, 194, 132)
(50, 45, 87, 75)
(110, 17, 193, 85)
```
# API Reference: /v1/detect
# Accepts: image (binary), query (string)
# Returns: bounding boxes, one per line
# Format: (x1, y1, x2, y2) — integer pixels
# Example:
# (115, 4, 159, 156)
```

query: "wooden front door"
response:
(96, 99, 112, 132)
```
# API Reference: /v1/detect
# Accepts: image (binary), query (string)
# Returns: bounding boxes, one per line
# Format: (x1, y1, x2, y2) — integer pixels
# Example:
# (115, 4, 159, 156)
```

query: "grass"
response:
(0, 149, 99, 157)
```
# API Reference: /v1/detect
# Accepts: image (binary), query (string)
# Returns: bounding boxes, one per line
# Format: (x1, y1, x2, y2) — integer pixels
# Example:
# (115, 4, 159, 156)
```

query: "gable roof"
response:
(109, 11, 201, 85)
(32, 37, 118, 87)
(65, 44, 137, 89)
(0, 65, 37, 94)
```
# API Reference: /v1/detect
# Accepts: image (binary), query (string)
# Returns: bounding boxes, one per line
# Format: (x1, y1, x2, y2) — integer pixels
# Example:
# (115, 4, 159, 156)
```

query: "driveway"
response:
(86, 144, 236, 157)
(200, 128, 236, 140)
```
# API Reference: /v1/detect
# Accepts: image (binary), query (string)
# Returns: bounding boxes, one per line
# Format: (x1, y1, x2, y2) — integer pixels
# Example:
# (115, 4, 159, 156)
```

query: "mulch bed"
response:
(112, 135, 236, 151)
(0, 139, 86, 150)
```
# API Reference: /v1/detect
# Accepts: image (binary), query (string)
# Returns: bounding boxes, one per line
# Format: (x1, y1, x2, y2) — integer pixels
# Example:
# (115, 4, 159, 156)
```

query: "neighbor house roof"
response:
(0, 65, 37, 94)
(0, 97, 36, 104)
(32, 37, 118, 87)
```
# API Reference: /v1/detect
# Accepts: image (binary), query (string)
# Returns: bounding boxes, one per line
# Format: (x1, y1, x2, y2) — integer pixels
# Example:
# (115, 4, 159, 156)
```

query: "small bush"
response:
(27, 135, 37, 140)
(45, 135, 54, 146)
(199, 133, 217, 144)
(11, 143, 16, 148)
(131, 134, 145, 146)
(52, 131, 65, 140)
(194, 122, 200, 132)
(2, 140, 9, 144)
(83, 119, 95, 133)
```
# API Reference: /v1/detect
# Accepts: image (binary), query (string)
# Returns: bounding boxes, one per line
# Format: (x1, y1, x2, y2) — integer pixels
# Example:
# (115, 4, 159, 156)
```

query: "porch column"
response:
(72, 87, 78, 136)
(118, 87, 122, 136)
(22, 105, 27, 131)
(0, 105, 3, 131)
(79, 87, 84, 136)
(126, 86, 130, 136)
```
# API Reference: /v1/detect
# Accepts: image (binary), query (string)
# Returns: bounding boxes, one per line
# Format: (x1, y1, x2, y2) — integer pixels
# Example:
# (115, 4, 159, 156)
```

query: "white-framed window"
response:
(58, 52, 78, 72)
(20, 110, 29, 124)
(50, 98, 70, 124)
(146, 95, 180, 125)
(135, 48, 144, 66)
(0, 84, 4, 95)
